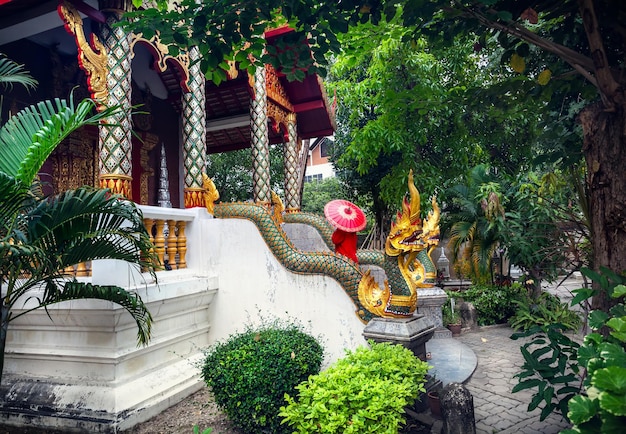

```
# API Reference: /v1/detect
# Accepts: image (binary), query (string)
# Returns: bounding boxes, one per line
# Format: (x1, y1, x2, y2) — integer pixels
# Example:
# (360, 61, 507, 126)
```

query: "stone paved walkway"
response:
(455, 325, 571, 434)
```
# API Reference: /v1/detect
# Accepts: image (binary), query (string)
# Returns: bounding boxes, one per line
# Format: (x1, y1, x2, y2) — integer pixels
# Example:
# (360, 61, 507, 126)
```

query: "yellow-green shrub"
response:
(279, 341, 429, 433)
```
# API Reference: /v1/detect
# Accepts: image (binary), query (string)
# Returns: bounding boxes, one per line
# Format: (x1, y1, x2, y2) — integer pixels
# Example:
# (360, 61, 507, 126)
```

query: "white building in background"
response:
(305, 137, 335, 182)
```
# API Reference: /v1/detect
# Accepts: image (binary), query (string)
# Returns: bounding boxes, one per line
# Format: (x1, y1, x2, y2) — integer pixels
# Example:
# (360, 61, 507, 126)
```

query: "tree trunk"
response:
(579, 102, 626, 312)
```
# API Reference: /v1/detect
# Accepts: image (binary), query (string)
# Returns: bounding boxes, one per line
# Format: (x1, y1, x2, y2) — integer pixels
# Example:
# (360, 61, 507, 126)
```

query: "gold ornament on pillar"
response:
(58, 0, 109, 109)
(100, 174, 133, 199)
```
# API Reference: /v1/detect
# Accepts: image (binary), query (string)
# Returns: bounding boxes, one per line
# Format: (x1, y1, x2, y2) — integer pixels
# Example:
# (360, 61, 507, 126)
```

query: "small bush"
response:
(509, 291, 582, 332)
(201, 320, 323, 434)
(442, 293, 462, 325)
(279, 341, 429, 434)
(461, 282, 524, 325)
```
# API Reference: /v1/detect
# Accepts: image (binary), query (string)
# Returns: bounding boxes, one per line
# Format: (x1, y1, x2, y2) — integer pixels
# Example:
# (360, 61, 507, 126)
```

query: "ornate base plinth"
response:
(417, 286, 451, 338)
(362, 314, 436, 361)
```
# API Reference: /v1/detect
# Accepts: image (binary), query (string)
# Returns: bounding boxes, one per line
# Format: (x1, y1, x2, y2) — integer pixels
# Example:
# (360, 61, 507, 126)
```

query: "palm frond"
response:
(27, 187, 158, 274)
(0, 96, 121, 185)
(0, 54, 37, 91)
(0, 172, 32, 235)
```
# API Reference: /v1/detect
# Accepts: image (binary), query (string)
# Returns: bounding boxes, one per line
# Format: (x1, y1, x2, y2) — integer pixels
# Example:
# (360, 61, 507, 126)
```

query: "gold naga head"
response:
(385, 170, 440, 256)
(202, 173, 220, 215)
(270, 190, 284, 224)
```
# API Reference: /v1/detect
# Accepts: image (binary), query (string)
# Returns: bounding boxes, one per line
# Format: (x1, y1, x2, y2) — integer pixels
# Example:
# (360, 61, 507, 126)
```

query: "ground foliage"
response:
(512, 267, 626, 431)
(458, 283, 525, 326)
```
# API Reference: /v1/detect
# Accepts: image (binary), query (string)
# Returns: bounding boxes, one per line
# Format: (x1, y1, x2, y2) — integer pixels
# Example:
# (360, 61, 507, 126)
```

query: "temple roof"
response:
(0, 2, 336, 154)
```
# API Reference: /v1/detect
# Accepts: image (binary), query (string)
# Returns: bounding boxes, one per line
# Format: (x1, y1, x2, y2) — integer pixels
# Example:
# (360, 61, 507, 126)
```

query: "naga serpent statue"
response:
(203, 170, 440, 323)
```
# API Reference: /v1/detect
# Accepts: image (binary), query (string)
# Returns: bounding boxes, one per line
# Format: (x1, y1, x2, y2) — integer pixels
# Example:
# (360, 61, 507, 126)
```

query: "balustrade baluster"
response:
(154, 219, 166, 269)
(143, 218, 156, 269)
(166, 219, 178, 270)
(176, 221, 187, 269)
(76, 262, 89, 277)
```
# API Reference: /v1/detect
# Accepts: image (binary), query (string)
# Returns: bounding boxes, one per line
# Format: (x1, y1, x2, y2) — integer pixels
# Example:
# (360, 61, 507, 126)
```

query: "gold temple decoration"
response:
(58, 0, 109, 109)
(176, 221, 187, 269)
(267, 100, 290, 136)
(385, 170, 441, 287)
(202, 173, 220, 215)
(270, 190, 284, 225)
(131, 33, 191, 92)
(139, 133, 158, 205)
(184, 188, 205, 208)
(265, 64, 294, 111)
(51, 131, 98, 193)
(358, 170, 441, 317)
(100, 174, 133, 199)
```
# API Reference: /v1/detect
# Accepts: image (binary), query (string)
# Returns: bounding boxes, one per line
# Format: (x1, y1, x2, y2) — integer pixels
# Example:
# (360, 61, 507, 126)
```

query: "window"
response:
(320, 141, 328, 158)
(304, 174, 323, 183)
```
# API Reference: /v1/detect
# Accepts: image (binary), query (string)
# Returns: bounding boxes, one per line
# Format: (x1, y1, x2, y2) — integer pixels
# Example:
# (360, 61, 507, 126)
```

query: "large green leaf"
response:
(0, 54, 37, 91)
(599, 413, 626, 433)
(0, 96, 120, 185)
(607, 317, 626, 342)
(593, 367, 626, 395)
(25, 187, 157, 278)
(613, 285, 626, 298)
(588, 310, 609, 330)
(598, 391, 626, 417)
(568, 395, 598, 425)
(598, 342, 626, 366)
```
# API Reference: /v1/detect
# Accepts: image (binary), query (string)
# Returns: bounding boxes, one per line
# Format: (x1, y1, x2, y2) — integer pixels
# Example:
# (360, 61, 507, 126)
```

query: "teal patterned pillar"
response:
(182, 46, 207, 208)
(250, 66, 271, 205)
(97, 2, 133, 198)
(283, 113, 300, 212)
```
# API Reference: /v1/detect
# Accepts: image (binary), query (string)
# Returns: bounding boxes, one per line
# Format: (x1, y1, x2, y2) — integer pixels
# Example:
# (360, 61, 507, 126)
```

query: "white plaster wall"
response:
(305, 161, 335, 179)
(203, 218, 367, 366)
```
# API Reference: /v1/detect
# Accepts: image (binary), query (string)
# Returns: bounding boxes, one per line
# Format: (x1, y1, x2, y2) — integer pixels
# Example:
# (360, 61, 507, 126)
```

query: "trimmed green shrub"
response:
(509, 291, 582, 332)
(279, 341, 429, 433)
(201, 320, 323, 434)
(461, 282, 524, 325)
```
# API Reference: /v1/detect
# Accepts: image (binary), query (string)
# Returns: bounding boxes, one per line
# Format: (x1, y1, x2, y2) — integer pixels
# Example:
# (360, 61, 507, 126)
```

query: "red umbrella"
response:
(324, 199, 367, 232)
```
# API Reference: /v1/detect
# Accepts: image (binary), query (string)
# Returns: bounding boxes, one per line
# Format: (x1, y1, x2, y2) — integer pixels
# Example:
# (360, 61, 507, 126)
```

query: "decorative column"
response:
(250, 66, 271, 205)
(182, 46, 207, 208)
(97, 0, 133, 198)
(158, 144, 172, 208)
(283, 113, 300, 212)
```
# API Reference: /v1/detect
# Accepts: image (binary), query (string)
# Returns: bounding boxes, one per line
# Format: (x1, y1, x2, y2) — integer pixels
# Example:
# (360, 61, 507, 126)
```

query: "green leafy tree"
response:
(301, 177, 350, 215)
(326, 16, 545, 248)
(206, 146, 284, 202)
(0, 63, 158, 385)
(503, 169, 590, 297)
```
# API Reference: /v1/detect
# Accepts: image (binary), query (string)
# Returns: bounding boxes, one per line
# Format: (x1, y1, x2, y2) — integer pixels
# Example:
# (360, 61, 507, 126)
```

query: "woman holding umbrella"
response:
(324, 200, 367, 264)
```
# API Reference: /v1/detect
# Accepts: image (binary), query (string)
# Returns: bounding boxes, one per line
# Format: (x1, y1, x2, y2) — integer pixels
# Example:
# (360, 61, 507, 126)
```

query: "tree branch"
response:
(578, 0, 622, 111)
(456, 4, 605, 91)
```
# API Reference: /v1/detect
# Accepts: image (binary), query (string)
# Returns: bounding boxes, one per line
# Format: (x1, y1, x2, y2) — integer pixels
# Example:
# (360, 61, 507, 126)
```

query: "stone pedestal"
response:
(362, 314, 435, 361)
(417, 286, 451, 338)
